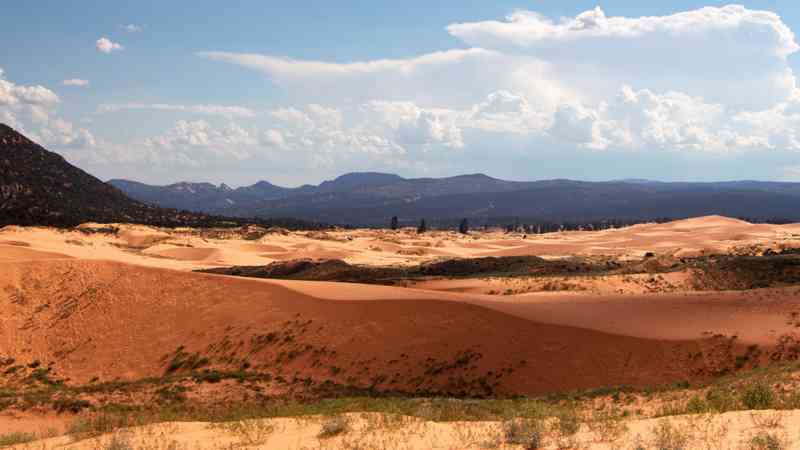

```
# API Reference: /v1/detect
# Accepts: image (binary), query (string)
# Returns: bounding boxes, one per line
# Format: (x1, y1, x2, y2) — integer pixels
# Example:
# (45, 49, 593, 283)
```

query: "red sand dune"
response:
(0, 259, 764, 396)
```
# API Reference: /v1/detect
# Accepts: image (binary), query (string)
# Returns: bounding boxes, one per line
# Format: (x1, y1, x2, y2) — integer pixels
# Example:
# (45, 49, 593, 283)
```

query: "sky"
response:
(3, 1, 800, 187)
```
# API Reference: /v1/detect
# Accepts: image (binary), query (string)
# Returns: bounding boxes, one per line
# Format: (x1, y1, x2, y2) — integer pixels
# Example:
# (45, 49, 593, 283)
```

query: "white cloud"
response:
(198, 48, 519, 108)
(447, 5, 799, 109)
(464, 90, 550, 134)
(0, 68, 96, 154)
(142, 120, 256, 162)
(447, 5, 797, 57)
(96, 37, 123, 54)
(546, 85, 775, 152)
(364, 101, 463, 150)
(122, 24, 143, 33)
(261, 129, 286, 148)
(197, 48, 496, 79)
(62, 79, 90, 87)
(98, 103, 257, 119)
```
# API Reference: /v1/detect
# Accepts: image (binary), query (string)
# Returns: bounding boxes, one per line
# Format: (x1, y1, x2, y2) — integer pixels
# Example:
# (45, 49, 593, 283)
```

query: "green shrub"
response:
(685, 396, 710, 414)
(742, 382, 776, 410)
(706, 386, 738, 412)
(746, 432, 785, 450)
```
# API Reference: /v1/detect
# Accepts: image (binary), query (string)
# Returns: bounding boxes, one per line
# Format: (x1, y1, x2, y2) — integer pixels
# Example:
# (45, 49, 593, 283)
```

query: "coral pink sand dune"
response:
(0, 216, 798, 397)
(0, 258, 739, 396)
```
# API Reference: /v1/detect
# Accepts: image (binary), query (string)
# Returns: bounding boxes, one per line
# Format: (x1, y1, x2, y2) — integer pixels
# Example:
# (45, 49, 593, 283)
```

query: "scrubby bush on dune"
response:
(746, 431, 786, 450)
(317, 415, 350, 439)
(650, 419, 690, 450)
(742, 381, 776, 410)
(503, 418, 543, 449)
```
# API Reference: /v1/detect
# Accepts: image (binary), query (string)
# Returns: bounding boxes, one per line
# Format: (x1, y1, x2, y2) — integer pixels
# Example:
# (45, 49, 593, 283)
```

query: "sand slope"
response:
(0, 258, 731, 396)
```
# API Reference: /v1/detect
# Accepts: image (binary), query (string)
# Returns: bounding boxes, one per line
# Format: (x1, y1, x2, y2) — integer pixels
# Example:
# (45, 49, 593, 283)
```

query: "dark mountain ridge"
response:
(110, 170, 800, 227)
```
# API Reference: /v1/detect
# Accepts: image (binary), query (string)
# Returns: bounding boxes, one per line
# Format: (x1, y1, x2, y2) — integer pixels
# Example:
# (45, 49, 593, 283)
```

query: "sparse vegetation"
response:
(742, 381, 776, 410)
(103, 433, 134, 450)
(746, 431, 786, 450)
(212, 419, 275, 445)
(649, 419, 690, 450)
(317, 415, 350, 438)
(503, 418, 544, 448)
(0, 432, 37, 447)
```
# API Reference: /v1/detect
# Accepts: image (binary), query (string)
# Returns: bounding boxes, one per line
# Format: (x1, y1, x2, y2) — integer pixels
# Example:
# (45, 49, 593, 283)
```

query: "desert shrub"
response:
(53, 397, 91, 413)
(650, 419, 690, 450)
(317, 415, 350, 439)
(746, 432, 786, 450)
(68, 413, 135, 440)
(741, 382, 776, 410)
(706, 386, 738, 412)
(586, 408, 628, 442)
(104, 433, 134, 450)
(214, 419, 275, 445)
(0, 431, 36, 446)
(685, 395, 710, 414)
(503, 418, 543, 449)
(552, 409, 581, 437)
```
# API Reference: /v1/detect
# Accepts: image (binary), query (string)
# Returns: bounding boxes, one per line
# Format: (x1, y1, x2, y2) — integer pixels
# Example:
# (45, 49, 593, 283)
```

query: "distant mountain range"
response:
(110, 172, 800, 227)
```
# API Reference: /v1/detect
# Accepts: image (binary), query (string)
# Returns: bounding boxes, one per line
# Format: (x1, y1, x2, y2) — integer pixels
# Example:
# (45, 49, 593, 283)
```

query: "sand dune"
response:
(144, 246, 221, 261)
(2, 215, 799, 271)
(1, 216, 798, 398)
(265, 278, 800, 345)
(0, 258, 734, 395)
(0, 245, 72, 261)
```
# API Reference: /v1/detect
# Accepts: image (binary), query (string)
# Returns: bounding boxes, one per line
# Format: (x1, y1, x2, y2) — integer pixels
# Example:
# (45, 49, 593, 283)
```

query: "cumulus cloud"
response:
(545, 85, 776, 152)
(464, 90, 551, 134)
(0, 67, 60, 125)
(62, 79, 90, 87)
(0, 68, 96, 153)
(143, 120, 256, 162)
(122, 24, 143, 32)
(448, 5, 797, 56)
(364, 101, 463, 150)
(98, 103, 257, 119)
(447, 5, 799, 109)
(96, 37, 123, 54)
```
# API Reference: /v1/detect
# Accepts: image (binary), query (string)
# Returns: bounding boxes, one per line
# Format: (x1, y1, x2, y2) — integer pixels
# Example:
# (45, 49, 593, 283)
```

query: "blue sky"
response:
(3, 1, 800, 186)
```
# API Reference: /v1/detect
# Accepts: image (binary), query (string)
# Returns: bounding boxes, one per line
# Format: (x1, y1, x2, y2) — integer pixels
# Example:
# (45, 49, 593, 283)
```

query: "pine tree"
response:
(458, 218, 469, 234)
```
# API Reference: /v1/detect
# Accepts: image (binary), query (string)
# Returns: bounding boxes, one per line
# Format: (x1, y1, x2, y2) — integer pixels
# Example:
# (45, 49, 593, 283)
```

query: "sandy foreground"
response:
(7, 410, 800, 449)
(3, 215, 800, 448)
